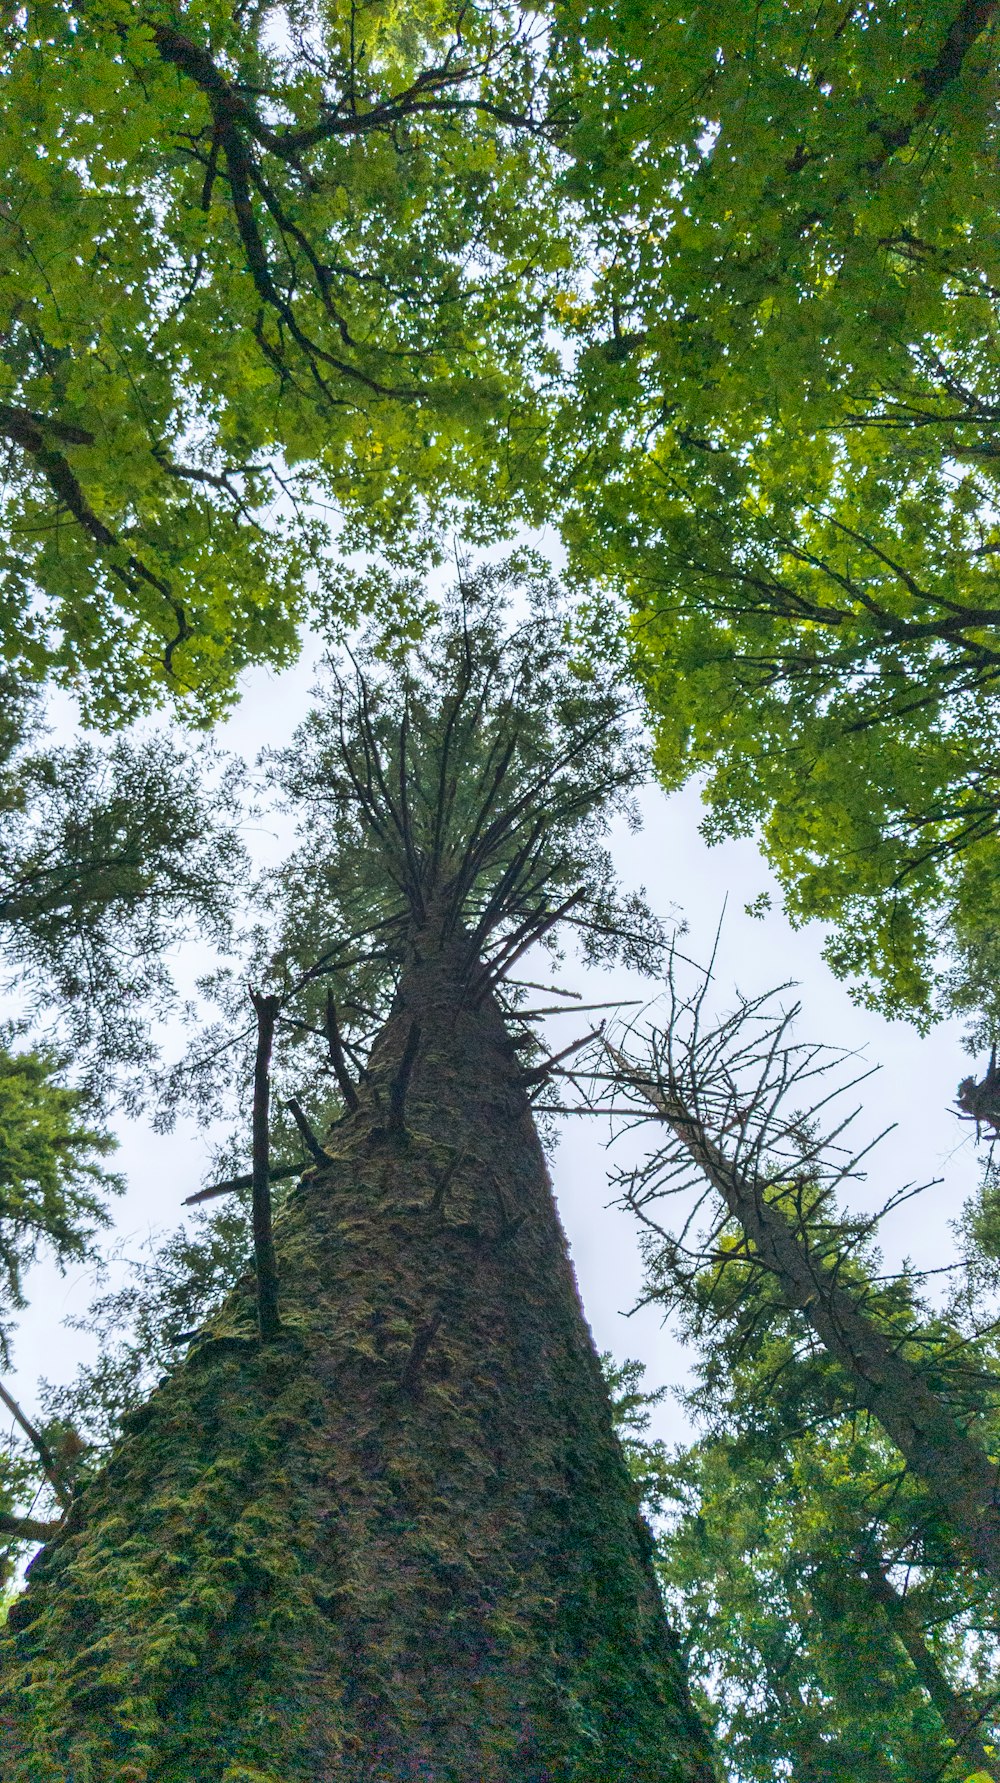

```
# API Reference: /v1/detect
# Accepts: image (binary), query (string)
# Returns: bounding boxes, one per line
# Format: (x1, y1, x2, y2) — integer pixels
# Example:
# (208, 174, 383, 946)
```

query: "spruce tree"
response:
(0, 564, 715, 1782)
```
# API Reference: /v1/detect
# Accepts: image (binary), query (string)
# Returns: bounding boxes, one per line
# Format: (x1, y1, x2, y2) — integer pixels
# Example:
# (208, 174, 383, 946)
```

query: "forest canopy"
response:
(2, 5, 1000, 1778)
(556, 0, 1000, 1026)
(0, 0, 568, 716)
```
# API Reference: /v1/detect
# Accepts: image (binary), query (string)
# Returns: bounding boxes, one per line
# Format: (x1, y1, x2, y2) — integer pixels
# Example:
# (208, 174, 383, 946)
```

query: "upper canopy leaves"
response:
(0, 0, 568, 719)
(556, 0, 1000, 1024)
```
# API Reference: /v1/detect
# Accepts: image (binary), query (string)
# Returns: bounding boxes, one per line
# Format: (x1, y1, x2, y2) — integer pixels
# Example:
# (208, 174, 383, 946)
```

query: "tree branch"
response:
(0, 1379, 71, 1509)
(183, 1162, 301, 1207)
(0, 1510, 62, 1544)
(248, 987, 282, 1341)
(325, 989, 360, 1112)
(388, 1020, 422, 1132)
(285, 1096, 329, 1166)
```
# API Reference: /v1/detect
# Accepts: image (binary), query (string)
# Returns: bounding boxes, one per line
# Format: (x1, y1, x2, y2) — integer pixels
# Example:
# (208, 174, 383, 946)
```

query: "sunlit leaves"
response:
(0, 0, 570, 718)
(556, 0, 1000, 1026)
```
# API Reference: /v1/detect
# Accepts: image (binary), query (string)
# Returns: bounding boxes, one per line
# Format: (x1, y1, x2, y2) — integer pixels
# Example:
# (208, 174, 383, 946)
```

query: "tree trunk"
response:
(0, 938, 714, 1782)
(853, 1551, 1000, 1782)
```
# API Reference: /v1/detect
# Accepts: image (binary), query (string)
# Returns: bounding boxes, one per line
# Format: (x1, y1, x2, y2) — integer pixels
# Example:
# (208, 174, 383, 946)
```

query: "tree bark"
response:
(0, 940, 714, 1782)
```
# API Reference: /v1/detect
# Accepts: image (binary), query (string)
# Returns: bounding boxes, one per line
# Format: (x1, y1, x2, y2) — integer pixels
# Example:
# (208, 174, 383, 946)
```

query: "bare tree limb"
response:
(0, 1379, 71, 1509)
(285, 1097, 329, 1166)
(249, 987, 282, 1341)
(388, 1020, 422, 1132)
(183, 1162, 301, 1207)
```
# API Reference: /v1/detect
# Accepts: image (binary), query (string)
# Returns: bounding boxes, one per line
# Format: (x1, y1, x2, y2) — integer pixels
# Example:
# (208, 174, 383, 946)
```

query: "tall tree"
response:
(1, 0, 568, 718)
(557, 0, 1000, 1027)
(0, 682, 244, 1080)
(0, 679, 250, 1561)
(601, 961, 1000, 1589)
(595, 957, 1000, 1774)
(0, 566, 715, 1782)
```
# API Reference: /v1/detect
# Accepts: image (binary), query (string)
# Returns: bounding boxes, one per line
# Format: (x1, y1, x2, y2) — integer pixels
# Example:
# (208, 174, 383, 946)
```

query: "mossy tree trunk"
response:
(0, 931, 715, 1782)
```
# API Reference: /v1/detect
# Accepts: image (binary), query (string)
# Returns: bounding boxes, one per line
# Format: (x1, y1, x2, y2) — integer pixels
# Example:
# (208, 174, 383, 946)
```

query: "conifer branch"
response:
(0, 1379, 71, 1509)
(429, 659, 474, 880)
(478, 890, 585, 996)
(388, 1020, 422, 1131)
(325, 989, 360, 1112)
(285, 1097, 329, 1166)
(249, 987, 282, 1342)
(853, 1543, 1000, 1779)
(515, 998, 641, 1018)
(183, 1162, 301, 1207)
(520, 1025, 605, 1089)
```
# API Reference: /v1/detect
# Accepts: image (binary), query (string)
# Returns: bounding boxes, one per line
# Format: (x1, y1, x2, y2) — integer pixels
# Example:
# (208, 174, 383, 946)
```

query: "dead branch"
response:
(183, 1162, 302, 1207)
(325, 988, 360, 1112)
(0, 1379, 71, 1509)
(400, 1310, 444, 1394)
(429, 1151, 464, 1215)
(249, 987, 282, 1341)
(521, 1024, 605, 1089)
(285, 1096, 329, 1166)
(388, 1020, 422, 1132)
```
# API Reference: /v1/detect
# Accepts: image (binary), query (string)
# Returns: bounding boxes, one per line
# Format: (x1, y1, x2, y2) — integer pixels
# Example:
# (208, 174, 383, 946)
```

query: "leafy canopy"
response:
(556, 0, 1000, 1027)
(0, 0, 569, 719)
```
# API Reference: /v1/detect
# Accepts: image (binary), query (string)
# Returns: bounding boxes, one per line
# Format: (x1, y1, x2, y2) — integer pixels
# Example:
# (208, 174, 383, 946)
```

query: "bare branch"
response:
(0, 1379, 71, 1509)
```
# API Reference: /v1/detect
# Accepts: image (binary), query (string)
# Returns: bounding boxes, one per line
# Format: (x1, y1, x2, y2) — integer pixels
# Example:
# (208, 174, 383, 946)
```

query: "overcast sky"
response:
(7, 610, 987, 1455)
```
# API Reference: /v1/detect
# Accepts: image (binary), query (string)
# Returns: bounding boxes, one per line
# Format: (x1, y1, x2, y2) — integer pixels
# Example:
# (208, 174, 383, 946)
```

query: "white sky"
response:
(7, 620, 986, 1455)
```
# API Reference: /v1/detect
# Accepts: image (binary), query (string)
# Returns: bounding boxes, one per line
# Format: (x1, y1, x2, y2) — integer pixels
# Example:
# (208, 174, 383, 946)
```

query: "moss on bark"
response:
(0, 945, 715, 1781)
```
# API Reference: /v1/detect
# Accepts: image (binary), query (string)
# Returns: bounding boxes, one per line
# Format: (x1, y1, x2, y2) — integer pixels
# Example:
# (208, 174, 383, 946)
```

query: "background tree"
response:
(0, 681, 244, 1078)
(557, 0, 1000, 1029)
(608, 1343, 1000, 1783)
(0, 563, 715, 1783)
(0, 677, 248, 1563)
(1, 0, 569, 718)
(595, 959, 1000, 1779)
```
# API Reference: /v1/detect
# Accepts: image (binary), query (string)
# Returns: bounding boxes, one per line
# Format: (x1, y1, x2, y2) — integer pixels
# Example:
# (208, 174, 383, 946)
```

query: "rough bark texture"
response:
(0, 941, 714, 1782)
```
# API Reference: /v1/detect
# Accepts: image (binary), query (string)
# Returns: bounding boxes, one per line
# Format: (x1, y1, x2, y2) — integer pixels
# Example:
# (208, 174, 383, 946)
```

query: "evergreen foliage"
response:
(610, 1341, 1000, 1783)
(0, 681, 249, 1568)
(0, 692, 244, 1082)
(0, 1045, 119, 1364)
(601, 959, 1000, 1779)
